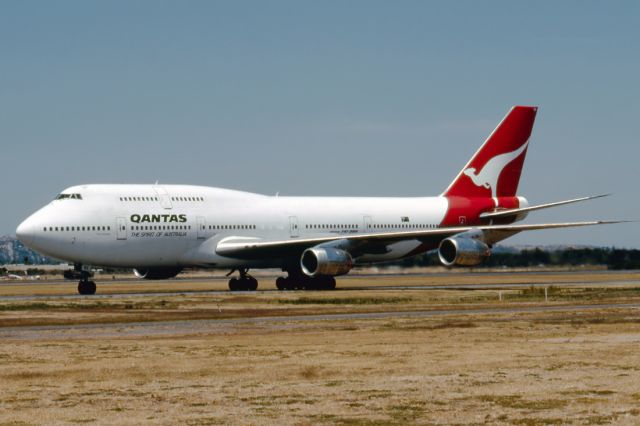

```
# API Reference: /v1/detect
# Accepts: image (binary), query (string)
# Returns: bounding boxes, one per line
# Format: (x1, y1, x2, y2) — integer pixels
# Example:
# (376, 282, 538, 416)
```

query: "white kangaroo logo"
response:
(463, 141, 529, 198)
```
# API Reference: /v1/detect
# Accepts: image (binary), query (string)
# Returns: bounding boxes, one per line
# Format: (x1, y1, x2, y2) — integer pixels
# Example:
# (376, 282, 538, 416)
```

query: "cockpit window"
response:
(56, 193, 83, 200)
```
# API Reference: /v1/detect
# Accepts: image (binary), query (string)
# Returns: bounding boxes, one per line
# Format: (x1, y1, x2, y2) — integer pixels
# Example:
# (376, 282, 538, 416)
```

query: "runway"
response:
(2, 301, 639, 341)
(0, 277, 638, 301)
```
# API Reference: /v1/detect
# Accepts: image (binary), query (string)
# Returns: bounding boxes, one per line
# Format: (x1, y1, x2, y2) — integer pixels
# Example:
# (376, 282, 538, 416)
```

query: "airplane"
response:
(16, 106, 623, 295)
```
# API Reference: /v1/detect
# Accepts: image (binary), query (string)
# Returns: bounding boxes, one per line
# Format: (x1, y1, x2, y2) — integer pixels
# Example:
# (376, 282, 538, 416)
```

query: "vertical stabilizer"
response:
(443, 106, 537, 199)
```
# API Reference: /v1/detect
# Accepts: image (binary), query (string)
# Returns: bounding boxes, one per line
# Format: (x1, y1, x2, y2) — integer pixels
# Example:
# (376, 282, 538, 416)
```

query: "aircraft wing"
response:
(215, 220, 623, 260)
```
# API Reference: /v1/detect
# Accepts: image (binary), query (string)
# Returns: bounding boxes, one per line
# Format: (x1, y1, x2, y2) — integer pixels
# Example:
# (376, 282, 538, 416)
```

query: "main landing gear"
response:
(226, 268, 337, 291)
(228, 268, 258, 291)
(275, 274, 336, 291)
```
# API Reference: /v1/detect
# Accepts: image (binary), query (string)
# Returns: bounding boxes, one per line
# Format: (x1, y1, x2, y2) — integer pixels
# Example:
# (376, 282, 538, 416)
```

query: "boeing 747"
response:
(16, 106, 622, 294)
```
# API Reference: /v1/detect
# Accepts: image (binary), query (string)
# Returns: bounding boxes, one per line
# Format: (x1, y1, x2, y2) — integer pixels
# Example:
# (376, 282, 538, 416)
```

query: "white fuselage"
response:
(18, 184, 451, 269)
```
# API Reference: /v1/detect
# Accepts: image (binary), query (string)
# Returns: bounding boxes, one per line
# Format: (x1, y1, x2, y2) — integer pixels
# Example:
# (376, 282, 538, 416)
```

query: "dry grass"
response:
(1, 280, 640, 328)
(1, 312, 639, 424)
(0, 272, 639, 424)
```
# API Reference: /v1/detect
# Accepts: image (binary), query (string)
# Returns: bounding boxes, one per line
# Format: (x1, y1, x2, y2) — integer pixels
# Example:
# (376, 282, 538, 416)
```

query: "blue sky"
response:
(1, 1, 638, 247)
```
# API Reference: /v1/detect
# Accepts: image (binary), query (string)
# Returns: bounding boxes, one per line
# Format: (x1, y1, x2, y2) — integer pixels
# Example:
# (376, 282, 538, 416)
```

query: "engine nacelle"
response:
(438, 237, 491, 267)
(133, 267, 183, 280)
(300, 247, 353, 277)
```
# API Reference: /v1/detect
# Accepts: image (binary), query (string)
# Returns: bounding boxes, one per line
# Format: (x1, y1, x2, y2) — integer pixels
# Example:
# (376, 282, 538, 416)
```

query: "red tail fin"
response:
(443, 106, 537, 198)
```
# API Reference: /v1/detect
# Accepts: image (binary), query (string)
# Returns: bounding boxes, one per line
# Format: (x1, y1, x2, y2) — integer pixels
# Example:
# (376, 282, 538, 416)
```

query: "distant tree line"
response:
(2, 248, 639, 274)
(392, 248, 640, 270)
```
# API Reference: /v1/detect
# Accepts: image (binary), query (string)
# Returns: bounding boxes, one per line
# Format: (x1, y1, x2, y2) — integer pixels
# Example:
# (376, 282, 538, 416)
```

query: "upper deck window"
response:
(56, 193, 83, 200)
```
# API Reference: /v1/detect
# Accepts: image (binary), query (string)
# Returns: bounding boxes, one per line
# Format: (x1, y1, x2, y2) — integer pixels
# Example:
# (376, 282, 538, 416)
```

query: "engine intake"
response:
(133, 267, 183, 280)
(301, 247, 353, 277)
(438, 237, 491, 267)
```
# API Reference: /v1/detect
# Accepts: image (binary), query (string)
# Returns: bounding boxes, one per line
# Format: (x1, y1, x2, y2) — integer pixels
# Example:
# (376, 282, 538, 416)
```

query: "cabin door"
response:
(363, 215, 372, 232)
(289, 216, 299, 238)
(116, 217, 127, 240)
(197, 216, 206, 240)
(153, 185, 173, 210)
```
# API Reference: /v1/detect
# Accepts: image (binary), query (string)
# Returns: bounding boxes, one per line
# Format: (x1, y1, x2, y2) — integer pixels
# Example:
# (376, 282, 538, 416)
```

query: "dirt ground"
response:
(0, 273, 639, 425)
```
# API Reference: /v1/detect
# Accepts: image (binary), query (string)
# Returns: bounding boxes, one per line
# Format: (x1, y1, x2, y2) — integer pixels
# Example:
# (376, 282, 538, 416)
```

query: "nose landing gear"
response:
(78, 278, 97, 295)
(72, 264, 96, 295)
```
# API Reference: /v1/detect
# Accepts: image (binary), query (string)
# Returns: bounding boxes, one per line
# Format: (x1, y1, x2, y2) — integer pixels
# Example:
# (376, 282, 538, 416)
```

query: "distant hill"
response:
(0, 236, 56, 264)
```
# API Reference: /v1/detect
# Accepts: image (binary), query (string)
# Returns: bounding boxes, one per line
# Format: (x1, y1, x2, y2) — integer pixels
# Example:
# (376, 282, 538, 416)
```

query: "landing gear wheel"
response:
(78, 280, 96, 295)
(276, 277, 287, 290)
(229, 275, 259, 291)
(247, 276, 258, 291)
(229, 277, 239, 291)
(322, 276, 336, 290)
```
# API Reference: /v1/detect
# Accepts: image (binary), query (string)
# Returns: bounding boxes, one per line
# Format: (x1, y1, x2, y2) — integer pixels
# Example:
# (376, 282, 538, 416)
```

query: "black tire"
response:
(78, 280, 97, 295)
(315, 276, 336, 290)
(248, 277, 258, 291)
(228, 277, 239, 291)
(325, 276, 336, 290)
(276, 277, 286, 290)
(305, 279, 318, 291)
(283, 278, 294, 291)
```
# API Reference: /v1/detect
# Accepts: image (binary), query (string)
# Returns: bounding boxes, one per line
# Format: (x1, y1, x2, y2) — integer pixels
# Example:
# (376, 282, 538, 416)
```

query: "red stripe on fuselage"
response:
(441, 196, 521, 227)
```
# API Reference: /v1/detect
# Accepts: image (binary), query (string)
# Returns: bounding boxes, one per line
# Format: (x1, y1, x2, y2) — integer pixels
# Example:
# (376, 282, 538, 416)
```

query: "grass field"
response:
(0, 271, 639, 425)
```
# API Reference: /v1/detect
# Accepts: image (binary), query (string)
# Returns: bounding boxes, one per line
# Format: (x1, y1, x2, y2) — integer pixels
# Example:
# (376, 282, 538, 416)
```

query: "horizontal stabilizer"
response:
(479, 194, 610, 220)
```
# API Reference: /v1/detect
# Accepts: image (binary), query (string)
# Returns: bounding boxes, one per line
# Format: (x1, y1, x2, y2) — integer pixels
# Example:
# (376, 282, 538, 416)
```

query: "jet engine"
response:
(438, 236, 491, 267)
(300, 247, 353, 277)
(133, 267, 183, 280)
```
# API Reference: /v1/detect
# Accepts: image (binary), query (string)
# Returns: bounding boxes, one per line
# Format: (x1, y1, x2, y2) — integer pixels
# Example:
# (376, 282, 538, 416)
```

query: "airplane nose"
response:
(16, 219, 35, 246)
